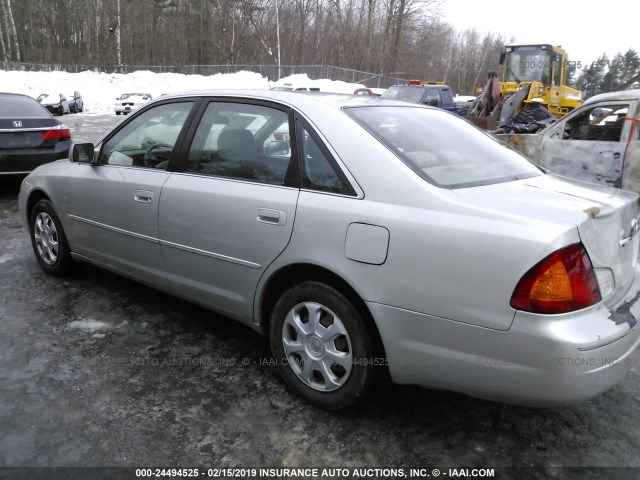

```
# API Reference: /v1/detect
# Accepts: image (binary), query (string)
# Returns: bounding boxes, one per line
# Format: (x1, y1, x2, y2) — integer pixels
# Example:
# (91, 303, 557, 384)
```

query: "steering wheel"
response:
(144, 142, 173, 168)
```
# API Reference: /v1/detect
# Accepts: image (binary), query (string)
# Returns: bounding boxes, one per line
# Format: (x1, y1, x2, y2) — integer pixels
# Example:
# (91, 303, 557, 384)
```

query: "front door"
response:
(65, 101, 195, 287)
(539, 101, 632, 188)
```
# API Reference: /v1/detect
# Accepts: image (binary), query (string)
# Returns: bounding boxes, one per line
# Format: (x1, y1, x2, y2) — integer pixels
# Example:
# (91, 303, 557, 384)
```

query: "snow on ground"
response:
(0, 69, 368, 114)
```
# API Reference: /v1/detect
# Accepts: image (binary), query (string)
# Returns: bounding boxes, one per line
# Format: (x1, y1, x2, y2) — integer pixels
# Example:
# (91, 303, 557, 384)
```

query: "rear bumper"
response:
(368, 265, 640, 406)
(0, 142, 71, 174)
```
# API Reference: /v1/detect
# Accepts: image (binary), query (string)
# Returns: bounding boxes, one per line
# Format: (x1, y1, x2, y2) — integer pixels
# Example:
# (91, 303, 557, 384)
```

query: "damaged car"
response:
(19, 91, 640, 410)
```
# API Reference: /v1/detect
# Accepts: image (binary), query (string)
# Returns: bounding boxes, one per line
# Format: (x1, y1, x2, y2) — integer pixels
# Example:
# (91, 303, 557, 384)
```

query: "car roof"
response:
(583, 90, 640, 105)
(149, 89, 426, 111)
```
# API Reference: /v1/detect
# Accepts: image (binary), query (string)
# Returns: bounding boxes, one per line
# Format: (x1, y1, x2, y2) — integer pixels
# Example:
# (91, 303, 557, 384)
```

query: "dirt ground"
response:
(0, 115, 639, 480)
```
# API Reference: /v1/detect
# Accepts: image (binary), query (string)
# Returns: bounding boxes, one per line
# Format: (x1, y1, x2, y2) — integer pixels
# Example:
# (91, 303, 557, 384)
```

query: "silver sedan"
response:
(19, 90, 640, 410)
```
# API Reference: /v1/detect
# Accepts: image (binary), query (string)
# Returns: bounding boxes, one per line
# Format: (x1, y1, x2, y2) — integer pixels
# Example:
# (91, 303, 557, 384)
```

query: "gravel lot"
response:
(1, 114, 639, 480)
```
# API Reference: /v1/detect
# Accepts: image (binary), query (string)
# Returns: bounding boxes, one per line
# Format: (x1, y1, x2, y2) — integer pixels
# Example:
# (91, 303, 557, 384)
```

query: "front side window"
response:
(100, 102, 194, 168)
(563, 104, 629, 142)
(184, 102, 292, 185)
(346, 106, 542, 189)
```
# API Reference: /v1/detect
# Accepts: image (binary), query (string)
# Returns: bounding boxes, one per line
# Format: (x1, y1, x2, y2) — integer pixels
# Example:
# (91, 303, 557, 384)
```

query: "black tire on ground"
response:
(269, 281, 376, 410)
(29, 199, 74, 276)
(115, 111, 121, 115)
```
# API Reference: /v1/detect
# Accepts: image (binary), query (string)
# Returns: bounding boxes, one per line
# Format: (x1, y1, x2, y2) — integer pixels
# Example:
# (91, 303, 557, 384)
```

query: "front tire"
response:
(270, 281, 376, 410)
(29, 199, 73, 276)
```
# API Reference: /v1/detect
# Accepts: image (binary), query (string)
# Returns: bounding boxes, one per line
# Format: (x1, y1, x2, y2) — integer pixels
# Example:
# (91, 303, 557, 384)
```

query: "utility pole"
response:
(275, 0, 281, 80)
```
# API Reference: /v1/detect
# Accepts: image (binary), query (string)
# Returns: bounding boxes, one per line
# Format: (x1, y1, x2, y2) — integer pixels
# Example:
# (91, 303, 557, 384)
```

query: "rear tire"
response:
(269, 281, 376, 410)
(29, 199, 73, 276)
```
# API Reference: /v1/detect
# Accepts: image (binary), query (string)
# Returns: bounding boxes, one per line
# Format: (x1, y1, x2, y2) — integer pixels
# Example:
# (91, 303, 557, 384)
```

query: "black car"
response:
(0, 92, 72, 175)
(67, 91, 84, 113)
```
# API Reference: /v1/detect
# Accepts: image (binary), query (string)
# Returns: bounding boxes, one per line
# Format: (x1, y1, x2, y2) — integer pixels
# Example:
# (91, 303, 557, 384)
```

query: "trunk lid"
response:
(455, 174, 640, 306)
(0, 118, 61, 150)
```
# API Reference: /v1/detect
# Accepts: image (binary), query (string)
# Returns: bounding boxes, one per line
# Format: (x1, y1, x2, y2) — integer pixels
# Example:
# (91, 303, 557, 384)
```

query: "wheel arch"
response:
(258, 263, 388, 361)
(25, 189, 52, 231)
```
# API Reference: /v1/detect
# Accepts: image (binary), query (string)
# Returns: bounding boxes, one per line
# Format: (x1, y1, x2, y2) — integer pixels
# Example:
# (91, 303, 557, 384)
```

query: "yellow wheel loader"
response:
(467, 44, 583, 132)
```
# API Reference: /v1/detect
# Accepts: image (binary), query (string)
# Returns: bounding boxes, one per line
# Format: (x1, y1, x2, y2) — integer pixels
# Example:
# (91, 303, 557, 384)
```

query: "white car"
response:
(114, 93, 152, 115)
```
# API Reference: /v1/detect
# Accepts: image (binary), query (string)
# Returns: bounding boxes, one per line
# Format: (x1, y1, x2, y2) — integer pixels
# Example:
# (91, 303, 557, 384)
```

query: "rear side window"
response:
(441, 88, 454, 105)
(296, 119, 355, 196)
(346, 106, 542, 189)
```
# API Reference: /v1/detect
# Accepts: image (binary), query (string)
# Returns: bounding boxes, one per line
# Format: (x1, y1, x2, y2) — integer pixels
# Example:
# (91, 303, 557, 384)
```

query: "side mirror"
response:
(70, 143, 96, 163)
(429, 98, 438, 107)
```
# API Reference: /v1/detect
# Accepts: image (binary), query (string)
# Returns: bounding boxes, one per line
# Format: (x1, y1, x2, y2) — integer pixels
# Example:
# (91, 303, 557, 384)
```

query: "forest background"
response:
(0, 0, 638, 98)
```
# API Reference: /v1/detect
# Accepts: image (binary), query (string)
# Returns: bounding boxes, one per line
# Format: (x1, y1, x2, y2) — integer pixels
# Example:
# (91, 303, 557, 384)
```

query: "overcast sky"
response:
(438, 0, 638, 67)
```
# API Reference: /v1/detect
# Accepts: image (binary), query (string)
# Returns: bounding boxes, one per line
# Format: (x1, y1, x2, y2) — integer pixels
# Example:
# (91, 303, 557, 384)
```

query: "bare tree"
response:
(115, 0, 122, 67)
(3, 0, 19, 61)
(0, 14, 7, 62)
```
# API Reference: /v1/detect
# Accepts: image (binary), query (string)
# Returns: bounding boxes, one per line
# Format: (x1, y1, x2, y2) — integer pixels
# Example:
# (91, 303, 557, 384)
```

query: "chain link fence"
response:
(0, 61, 405, 88)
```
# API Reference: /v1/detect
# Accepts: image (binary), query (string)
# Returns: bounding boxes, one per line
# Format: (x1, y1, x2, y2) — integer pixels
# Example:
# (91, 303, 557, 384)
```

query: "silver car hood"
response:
(454, 173, 640, 306)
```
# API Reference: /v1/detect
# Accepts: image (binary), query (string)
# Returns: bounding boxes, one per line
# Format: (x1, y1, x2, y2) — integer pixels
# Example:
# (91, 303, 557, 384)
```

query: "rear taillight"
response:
(510, 243, 601, 314)
(42, 125, 71, 141)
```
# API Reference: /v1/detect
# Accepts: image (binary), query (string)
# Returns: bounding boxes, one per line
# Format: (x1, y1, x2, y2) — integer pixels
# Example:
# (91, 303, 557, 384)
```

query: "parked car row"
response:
(36, 91, 83, 116)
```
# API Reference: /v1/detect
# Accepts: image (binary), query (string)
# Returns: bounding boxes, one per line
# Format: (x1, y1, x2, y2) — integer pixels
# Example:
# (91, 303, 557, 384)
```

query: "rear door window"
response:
(183, 101, 293, 185)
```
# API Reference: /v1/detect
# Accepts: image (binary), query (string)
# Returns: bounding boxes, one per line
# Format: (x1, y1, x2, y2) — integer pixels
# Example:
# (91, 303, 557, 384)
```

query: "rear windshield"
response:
(345, 106, 542, 189)
(1, 95, 50, 117)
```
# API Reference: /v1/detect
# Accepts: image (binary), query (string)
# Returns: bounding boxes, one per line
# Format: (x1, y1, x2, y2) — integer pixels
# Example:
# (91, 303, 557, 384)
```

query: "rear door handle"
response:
(257, 208, 287, 226)
(134, 190, 154, 203)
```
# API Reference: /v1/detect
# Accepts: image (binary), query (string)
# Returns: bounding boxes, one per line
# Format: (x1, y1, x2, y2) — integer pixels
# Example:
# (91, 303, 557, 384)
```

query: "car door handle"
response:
(134, 190, 154, 203)
(257, 208, 287, 226)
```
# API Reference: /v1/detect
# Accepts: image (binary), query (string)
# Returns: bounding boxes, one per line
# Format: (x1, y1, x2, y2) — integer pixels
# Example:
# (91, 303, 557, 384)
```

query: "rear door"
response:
(158, 99, 299, 321)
